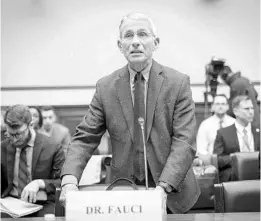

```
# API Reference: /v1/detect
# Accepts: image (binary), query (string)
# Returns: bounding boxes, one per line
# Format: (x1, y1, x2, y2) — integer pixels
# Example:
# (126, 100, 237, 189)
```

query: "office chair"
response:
(214, 180, 260, 212)
(230, 151, 260, 181)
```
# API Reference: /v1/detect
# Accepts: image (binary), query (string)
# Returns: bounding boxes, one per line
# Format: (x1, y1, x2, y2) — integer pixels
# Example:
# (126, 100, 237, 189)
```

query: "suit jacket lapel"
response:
(146, 60, 164, 141)
(6, 143, 16, 185)
(251, 125, 260, 151)
(32, 133, 43, 175)
(117, 65, 135, 141)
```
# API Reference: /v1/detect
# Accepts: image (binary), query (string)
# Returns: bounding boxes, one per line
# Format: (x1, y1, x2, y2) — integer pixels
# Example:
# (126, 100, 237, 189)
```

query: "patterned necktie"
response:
(242, 128, 250, 151)
(133, 72, 146, 181)
(219, 119, 223, 129)
(17, 146, 29, 197)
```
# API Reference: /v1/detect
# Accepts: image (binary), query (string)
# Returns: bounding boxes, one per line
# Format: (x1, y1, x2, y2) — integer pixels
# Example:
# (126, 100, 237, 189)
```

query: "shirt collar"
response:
(235, 121, 251, 133)
(213, 114, 228, 122)
(128, 61, 152, 83)
(27, 128, 36, 147)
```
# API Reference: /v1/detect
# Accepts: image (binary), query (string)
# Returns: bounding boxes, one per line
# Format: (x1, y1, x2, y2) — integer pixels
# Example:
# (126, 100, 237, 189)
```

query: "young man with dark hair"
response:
(39, 106, 71, 153)
(1, 104, 65, 217)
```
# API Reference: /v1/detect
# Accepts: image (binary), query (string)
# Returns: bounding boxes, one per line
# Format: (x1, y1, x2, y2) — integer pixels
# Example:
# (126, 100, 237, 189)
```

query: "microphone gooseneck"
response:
(138, 117, 148, 190)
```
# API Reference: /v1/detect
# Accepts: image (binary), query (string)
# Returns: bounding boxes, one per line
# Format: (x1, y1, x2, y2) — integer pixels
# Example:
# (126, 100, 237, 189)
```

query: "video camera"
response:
(205, 57, 226, 98)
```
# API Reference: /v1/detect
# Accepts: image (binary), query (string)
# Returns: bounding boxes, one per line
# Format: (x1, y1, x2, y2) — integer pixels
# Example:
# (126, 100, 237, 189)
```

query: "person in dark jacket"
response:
(220, 66, 260, 128)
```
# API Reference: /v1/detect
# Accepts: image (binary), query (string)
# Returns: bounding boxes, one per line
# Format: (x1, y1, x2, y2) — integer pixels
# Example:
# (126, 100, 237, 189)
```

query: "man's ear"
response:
(117, 40, 123, 53)
(153, 37, 160, 51)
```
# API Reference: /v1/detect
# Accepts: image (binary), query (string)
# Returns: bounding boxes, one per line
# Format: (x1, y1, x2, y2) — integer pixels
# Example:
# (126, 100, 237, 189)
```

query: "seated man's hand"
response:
(59, 184, 79, 207)
(193, 157, 204, 167)
(21, 180, 40, 203)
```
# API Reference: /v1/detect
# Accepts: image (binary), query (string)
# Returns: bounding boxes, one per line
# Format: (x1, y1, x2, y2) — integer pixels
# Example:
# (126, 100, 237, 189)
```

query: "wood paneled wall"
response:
(53, 103, 211, 136)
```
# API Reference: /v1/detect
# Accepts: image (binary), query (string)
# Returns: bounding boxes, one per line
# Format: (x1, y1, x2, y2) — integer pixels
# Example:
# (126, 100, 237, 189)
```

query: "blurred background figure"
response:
(214, 95, 260, 182)
(204, 57, 260, 128)
(1, 110, 7, 141)
(39, 106, 71, 153)
(220, 66, 260, 128)
(29, 106, 43, 131)
(196, 94, 235, 156)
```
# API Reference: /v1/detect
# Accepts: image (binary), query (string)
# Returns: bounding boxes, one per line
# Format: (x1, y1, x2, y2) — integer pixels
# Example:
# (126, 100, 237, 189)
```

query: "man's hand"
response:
(193, 157, 204, 167)
(21, 180, 40, 203)
(59, 184, 79, 207)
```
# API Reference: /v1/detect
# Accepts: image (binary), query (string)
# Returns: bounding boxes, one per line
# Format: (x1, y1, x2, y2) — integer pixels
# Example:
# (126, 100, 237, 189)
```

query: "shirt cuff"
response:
(157, 181, 173, 193)
(61, 175, 78, 188)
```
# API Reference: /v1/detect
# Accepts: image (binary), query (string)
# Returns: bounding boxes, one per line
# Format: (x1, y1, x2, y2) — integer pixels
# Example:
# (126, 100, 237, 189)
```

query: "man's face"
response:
(212, 96, 229, 115)
(117, 19, 159, 67)
(42, 110, 55, 131)
(234, 99, 254, 124)
(5, 123, 29, 146)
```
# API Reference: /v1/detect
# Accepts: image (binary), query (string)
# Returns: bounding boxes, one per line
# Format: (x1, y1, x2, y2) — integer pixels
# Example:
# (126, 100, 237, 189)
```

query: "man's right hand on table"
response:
(59, 184, 79, 207)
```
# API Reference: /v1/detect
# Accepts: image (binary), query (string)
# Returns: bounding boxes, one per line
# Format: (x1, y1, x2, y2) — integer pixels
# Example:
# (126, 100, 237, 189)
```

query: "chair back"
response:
(214, 180, 260, 212)
(231, 152, 260, 181)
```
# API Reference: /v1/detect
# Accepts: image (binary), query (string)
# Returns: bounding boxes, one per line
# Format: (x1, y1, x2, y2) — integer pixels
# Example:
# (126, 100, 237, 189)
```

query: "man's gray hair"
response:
(119, 12, 157, 38)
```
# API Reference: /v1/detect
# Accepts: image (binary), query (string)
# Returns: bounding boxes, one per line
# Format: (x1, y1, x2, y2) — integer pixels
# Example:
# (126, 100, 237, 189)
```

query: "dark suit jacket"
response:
(213, 123, 260, 182)
(61, 60, 200, 213)
(1, 132, 65, 202)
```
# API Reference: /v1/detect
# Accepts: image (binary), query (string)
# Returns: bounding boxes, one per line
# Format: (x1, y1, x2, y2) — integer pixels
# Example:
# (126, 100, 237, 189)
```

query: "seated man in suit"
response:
(1, 105, 65, 217)
(213, 95, 260, 182)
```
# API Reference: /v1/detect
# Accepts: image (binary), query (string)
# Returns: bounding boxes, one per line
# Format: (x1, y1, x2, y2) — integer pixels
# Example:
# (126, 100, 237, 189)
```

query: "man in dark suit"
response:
(214, 95, 260, 182)
(1, 105, 65, 217)
(60, 12, 200, 213)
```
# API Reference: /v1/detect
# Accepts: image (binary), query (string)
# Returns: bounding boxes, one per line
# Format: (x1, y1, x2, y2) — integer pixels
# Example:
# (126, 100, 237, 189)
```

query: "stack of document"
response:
(0, 197, 43, 218)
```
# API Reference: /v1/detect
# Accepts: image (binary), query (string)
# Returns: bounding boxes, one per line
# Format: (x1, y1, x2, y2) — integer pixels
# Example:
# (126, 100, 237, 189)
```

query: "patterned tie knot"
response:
(134, 72, 145, 83)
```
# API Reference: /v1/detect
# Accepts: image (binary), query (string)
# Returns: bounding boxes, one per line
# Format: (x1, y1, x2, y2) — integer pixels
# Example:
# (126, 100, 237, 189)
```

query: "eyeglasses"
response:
(122, 31, 154, 41)
(4, 126, 28, 141)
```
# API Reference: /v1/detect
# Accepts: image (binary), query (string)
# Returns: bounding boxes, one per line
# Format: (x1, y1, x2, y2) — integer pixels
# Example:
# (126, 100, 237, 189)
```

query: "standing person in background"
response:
(39, 106, 71, 154)
(60, 12, 200, 214)
(29, 106, 43, 131)
(220, 66, 260, 128)
(196, 94, 235, 156)
(1, 105, 65, 217)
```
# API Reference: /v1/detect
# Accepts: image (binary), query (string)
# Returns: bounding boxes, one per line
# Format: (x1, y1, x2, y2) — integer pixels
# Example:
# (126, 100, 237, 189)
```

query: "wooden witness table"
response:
(1, 212, 260, 221)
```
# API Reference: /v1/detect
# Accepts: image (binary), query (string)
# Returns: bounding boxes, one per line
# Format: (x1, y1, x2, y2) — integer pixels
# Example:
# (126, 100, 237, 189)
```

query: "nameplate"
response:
(66, 190, 166, 221)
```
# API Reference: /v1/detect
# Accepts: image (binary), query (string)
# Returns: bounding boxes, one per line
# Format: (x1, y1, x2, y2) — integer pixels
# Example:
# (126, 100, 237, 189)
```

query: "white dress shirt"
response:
(196, 114, 235, 155)
(235, 121, 255, 152)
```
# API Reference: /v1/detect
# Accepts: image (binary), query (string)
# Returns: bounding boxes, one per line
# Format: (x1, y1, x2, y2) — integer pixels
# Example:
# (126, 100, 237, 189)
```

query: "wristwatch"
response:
(158, 181, 173, 193)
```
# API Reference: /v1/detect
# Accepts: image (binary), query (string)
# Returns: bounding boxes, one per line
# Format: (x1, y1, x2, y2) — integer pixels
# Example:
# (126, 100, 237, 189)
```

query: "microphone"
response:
(138, 117, 149, 190)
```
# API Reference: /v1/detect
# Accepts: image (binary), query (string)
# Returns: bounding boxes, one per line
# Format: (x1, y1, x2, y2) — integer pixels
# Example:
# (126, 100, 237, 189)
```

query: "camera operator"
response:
(219, 66, 260, 128)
